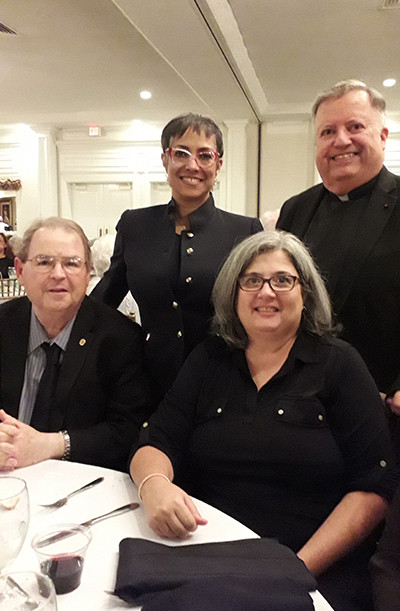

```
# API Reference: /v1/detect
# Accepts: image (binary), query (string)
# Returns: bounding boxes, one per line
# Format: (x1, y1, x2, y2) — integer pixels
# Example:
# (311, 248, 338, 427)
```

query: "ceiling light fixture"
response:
(140, 91, 152, 100)
(383, 78, 396, 87)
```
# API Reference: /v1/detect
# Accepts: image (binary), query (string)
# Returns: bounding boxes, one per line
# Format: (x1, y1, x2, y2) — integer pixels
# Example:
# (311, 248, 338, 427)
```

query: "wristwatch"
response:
(60, 430, 71, 461)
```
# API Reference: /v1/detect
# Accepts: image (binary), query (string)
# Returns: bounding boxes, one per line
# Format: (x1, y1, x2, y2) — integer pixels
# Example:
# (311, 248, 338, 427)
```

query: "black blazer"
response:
(0, 296, 154, 471)
(92, 195, 263, 399)
(277, 166, 400, 393)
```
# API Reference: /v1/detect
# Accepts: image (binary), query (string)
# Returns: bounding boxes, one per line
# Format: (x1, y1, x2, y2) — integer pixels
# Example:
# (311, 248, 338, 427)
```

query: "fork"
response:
(38, 476, 104, 509)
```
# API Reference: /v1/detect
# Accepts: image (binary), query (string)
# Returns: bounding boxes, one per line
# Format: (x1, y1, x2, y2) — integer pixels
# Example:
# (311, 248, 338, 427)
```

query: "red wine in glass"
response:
(41, 554, 84, 594)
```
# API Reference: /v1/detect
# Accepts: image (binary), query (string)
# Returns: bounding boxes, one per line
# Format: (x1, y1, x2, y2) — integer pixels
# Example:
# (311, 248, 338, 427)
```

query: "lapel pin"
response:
(79, 338, 86, 346)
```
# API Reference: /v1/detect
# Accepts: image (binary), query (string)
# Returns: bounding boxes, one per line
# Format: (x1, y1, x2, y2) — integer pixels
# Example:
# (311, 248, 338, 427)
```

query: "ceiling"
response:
(0, 0, 399, 128)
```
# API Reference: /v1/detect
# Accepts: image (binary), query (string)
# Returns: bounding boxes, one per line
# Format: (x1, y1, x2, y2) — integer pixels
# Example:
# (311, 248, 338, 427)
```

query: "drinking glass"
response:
(0, 571, 57, 610)
(0, 478, 30, 572)
(7, 268, 17, 280)
(32, 524, 92, 594)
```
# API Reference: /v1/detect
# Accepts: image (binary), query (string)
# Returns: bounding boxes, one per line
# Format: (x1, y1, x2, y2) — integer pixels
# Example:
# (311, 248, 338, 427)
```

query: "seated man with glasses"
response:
(0, 217, 154, 472)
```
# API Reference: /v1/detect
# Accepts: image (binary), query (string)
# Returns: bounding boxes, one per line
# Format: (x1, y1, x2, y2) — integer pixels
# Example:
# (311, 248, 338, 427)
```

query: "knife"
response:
(36, 502, 140, 548)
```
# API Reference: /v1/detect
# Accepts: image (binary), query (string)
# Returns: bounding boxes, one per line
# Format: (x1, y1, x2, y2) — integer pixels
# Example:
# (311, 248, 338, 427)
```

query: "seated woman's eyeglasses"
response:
(239, 273, 299, 292)
(168, 147, 219, 168)
(26, 255, 86, 274)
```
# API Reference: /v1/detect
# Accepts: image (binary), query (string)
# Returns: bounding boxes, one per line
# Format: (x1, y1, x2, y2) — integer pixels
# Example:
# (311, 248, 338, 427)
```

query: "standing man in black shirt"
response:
(277, 79, 400, 416)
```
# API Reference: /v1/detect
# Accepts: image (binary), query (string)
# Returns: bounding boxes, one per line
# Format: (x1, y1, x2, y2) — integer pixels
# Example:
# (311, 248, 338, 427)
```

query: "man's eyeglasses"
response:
(239, 273, 299, 292)
(26, 255, 87, 275)
(168, 147, 219, 169)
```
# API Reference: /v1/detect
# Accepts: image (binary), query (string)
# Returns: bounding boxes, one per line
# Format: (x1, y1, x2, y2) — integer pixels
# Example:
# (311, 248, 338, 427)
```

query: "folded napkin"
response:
(115, 537, 316, 611)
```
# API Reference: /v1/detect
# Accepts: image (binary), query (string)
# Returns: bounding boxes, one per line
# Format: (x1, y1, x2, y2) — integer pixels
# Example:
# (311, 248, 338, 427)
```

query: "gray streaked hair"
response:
(312, 79, 386, 127)
(211, 231, 333, 349)
(16, 217, 92, 270)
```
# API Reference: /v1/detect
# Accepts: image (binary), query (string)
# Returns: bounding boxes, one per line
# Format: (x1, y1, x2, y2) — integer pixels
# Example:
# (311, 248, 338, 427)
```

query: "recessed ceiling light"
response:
(140, 91, 152, 100)
(383, 79, 396, 88)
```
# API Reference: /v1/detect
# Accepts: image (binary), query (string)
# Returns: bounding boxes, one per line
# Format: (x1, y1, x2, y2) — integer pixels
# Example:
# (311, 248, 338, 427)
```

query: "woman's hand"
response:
(140, 476, 208, 539)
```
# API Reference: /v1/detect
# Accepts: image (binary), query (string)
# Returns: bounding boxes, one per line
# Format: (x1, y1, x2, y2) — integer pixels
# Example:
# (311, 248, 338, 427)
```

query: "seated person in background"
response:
(370, 482, 400, 611)
(0, 233, 15, 278)
(87, 234, 141, 323)
(260, 207, 280, 231)
(0, 217, 154, 472)
(130, 231, 398, 611)
(7, 234, 22, 259)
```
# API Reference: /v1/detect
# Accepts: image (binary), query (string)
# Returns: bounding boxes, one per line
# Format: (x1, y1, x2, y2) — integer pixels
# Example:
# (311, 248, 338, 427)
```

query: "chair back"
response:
(0, 278, 25, 299)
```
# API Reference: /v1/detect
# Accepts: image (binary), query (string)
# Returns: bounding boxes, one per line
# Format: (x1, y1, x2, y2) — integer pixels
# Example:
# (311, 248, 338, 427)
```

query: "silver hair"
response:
(90, 234, 116, 278)
(312, 79, 386, 128)
(211, 231, 333, 349)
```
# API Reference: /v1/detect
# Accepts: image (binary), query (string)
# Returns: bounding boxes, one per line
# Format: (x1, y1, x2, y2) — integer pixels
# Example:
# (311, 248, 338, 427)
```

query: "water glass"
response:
(0, 571, 57, 610)
(0, 478, 30, 572)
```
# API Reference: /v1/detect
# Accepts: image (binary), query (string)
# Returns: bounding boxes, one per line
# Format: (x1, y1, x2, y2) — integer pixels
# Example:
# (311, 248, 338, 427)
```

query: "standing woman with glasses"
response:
(92, 114, 262, 400)
(130, 231, 397, 611)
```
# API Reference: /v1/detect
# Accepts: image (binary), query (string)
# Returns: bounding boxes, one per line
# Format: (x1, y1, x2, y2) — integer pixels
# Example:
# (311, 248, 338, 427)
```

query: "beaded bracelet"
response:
(138, 473, 171, 501)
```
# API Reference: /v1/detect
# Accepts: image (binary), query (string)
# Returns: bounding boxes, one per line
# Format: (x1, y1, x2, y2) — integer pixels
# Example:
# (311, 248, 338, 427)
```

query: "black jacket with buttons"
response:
(0, 296, 154, 471)
(91, 195, 263, 399)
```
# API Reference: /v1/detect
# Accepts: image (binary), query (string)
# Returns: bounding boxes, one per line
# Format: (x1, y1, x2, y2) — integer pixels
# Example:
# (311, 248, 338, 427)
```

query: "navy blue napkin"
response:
(115, 537, 316, 610)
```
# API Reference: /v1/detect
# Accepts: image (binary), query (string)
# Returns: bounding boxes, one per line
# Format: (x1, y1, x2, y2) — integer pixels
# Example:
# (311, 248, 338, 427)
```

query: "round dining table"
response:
(9, 459, 334, 610)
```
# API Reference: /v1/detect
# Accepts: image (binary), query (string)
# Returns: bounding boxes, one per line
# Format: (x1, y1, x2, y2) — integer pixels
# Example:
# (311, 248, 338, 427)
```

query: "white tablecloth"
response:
(10, 460, 334, 610)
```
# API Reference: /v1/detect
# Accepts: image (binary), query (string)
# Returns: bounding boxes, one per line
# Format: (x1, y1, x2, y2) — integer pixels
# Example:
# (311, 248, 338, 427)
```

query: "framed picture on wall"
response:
(0, 199, 15, 229)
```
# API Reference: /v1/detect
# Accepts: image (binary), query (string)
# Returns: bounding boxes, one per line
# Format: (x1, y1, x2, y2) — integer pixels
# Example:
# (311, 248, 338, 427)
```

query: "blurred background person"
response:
(0, 233, 15, 278)
(261, 207, 280, 231)
(92, 113, 263, 400)
(130, 231, 397, 611)
(88, 233, 140, 323)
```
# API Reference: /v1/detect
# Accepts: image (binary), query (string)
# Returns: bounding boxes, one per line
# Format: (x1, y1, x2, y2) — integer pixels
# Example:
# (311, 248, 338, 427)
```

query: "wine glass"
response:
(7, 268, 17, 280)
(0, 477, 30, 572)
(0, 572, 57, 610)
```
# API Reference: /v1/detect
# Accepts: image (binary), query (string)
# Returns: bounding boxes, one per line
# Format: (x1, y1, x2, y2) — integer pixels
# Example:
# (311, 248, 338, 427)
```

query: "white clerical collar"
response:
(337, 194, 349, 202)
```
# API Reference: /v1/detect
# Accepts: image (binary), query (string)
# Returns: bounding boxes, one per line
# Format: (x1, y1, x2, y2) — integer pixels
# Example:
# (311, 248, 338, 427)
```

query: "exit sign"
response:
(88, 126, 101, 136)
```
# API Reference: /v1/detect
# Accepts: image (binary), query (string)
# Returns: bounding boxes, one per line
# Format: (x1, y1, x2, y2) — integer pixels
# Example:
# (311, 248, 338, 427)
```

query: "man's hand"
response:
(385, 391, 400, 416)
(0, 409, 64, 470)
(0, 409, 19, 470)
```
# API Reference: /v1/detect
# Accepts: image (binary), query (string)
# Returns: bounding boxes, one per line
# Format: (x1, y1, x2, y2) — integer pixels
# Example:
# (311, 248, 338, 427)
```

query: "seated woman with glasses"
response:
(130, 231, 398, 611)
(91, 113, 262, 401)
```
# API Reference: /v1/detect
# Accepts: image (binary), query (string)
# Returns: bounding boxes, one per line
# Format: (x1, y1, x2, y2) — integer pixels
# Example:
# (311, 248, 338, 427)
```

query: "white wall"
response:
(259, 119, 315, 216)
